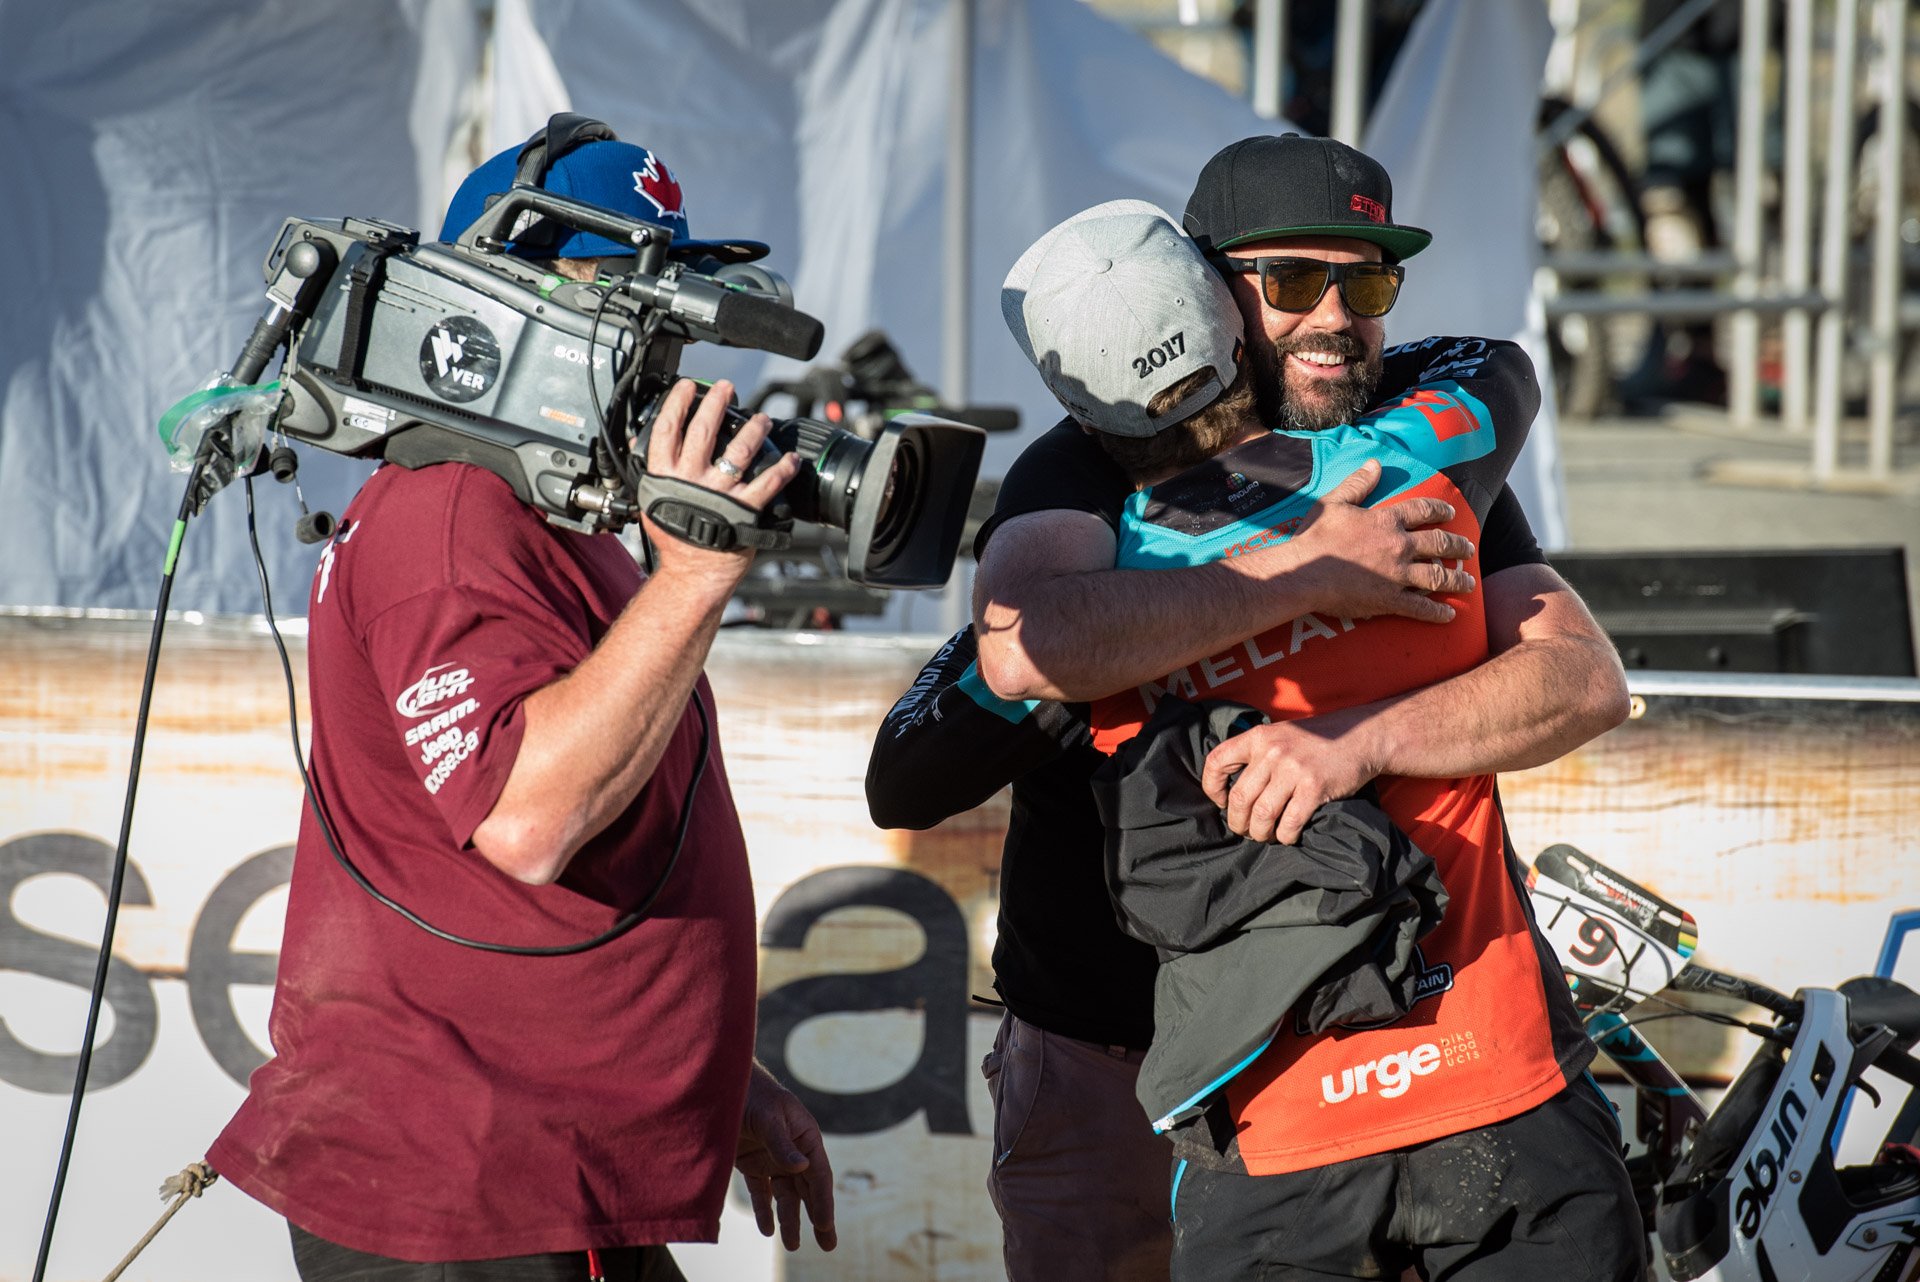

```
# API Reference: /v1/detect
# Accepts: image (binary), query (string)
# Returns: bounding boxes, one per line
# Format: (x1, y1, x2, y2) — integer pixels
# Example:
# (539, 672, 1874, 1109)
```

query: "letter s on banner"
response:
(0, 833, 159, 1092)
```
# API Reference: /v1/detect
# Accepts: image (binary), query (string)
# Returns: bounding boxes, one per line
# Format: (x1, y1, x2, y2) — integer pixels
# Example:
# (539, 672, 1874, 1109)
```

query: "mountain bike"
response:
(1528, 844, 1920, 1281)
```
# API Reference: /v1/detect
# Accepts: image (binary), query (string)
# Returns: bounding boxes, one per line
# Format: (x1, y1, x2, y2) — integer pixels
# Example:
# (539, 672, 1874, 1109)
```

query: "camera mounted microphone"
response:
(620, 270, 823, 363)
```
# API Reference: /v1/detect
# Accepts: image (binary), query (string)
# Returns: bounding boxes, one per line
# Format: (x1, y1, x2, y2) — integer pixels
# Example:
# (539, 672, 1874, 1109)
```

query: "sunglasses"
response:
(1213, 256, 1405, 318)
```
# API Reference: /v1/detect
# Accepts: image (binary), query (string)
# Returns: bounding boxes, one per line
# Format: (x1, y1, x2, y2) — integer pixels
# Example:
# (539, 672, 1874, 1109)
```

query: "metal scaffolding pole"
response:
(1812, 0, 1861, 481)
(1330, 0, 1369, 145)
(1252, 0, 1285, 120)
(941, 0, 973, 632)
(1779, 0, 1815, 434)
(1866, 0, 1908, 478)
(1727, 0, 1769, 428)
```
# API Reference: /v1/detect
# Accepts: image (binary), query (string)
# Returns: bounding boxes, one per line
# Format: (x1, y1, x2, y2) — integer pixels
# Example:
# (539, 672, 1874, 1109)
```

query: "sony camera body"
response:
(251, 184, 983, 587)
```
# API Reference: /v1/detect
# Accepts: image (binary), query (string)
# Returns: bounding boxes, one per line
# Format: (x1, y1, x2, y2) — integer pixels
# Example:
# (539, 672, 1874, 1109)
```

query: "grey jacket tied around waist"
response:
(1090, 698, 1448, 1133)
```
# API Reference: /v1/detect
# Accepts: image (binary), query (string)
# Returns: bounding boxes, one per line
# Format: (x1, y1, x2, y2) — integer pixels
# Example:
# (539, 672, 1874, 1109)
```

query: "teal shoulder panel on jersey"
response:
(957, 660, 1041, 725)
(1350, 380, 1499, 474)
(1114, 378, 1500, 574)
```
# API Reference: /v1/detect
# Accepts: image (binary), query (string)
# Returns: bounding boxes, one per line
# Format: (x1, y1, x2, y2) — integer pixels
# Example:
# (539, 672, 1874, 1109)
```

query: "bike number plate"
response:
(1526, 844, 1698, 1007)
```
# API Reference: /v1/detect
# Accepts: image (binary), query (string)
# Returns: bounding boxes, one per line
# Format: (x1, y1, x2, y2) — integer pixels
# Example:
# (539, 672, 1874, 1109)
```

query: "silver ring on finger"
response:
(713, 457, 742, 480)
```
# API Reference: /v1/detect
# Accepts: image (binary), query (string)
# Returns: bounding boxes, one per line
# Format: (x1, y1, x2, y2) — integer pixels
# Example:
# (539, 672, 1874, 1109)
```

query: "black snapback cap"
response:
(1183, 133, 1432, 263)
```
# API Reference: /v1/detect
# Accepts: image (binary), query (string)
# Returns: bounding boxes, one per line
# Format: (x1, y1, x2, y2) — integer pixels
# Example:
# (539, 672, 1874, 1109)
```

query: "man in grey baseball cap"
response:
(1004, 199, 1257, 478)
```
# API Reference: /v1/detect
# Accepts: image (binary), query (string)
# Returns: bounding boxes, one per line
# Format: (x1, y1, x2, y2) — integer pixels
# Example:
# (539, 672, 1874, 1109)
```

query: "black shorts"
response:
(1169, 1076, 1645, 1281)
(289, 1225, 685, 1282)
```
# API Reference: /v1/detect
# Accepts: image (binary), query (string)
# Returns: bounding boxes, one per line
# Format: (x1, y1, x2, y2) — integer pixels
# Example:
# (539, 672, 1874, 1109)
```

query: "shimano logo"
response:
(1321, 1043, 1442, 1104)
(396, 664, 475, 718)
(1734, 1088, 1807, 1238)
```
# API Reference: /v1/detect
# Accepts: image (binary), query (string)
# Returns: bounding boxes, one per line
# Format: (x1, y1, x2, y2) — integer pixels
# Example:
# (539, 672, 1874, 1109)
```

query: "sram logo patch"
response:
(396, 663, 476, 717)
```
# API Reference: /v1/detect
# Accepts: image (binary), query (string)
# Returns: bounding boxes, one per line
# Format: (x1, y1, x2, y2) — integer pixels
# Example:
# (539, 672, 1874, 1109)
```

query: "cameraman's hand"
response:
(736, 1061, 837, 1251)
(639, 378, 802, 587)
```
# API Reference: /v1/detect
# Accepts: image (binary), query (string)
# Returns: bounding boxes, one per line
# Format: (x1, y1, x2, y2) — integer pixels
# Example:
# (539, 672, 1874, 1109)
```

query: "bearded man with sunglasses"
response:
(868, 135, 1632, 1282)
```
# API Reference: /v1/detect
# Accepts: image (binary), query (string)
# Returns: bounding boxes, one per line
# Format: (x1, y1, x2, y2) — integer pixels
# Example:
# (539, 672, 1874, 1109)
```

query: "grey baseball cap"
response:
(1002, 199, 1244, 439)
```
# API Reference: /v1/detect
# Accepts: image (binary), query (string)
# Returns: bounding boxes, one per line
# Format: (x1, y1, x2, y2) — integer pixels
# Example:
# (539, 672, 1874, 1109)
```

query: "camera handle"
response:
(176, 236, 343, 519)
(633, 473, 792, 553)
(453, 185, 674, 274)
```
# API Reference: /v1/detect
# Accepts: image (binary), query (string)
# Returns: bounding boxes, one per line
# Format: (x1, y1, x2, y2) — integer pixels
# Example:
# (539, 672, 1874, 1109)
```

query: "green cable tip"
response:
(164, 520, 187, 575)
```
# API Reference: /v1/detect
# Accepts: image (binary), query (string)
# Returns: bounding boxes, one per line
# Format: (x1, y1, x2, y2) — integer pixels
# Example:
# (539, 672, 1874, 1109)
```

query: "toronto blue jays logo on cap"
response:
(632, 151, 687, 231)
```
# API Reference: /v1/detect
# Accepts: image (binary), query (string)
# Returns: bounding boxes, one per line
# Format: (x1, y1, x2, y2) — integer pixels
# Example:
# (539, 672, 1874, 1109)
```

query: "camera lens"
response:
(804, 429, 872, 531)
(630, 392, 981, 588)
(866, 436, 920, 562)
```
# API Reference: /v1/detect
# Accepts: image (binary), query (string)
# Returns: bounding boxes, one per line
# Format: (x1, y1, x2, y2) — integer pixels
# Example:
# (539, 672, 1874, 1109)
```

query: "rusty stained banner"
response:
(2, 613, 1917, 1280)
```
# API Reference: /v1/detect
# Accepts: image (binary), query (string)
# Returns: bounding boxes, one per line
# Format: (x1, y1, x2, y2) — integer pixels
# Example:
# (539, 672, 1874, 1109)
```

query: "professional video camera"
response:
(171, 179, 984, 588)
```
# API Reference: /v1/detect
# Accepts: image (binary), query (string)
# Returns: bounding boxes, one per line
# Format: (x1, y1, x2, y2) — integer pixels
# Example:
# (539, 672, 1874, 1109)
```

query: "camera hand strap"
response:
(336, 241, 404, 388)
(633, 474, 792, 553)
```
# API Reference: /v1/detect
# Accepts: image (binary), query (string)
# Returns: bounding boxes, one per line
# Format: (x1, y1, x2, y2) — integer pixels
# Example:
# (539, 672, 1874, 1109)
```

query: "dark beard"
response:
(1250, 332, 1382, 431)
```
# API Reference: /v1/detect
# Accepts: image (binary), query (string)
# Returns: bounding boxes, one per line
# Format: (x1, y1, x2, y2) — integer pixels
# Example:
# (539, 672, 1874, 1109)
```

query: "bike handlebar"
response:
(1669, 964, 1800, 1019)
(1668, 964, 1920, 1089)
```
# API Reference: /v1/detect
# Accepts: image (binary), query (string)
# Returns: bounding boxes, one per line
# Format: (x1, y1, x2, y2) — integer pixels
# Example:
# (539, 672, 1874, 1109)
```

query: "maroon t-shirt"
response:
(209, 462, 757, 1260)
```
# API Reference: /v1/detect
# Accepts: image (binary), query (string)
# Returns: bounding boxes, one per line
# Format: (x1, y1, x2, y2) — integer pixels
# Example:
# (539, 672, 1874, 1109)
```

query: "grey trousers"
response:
(983, 1011, 1174, 1282)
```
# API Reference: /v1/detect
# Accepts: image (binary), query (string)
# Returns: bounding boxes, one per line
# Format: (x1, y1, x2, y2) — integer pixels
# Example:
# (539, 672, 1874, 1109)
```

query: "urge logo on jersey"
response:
(1321, 1042, 1442, 1105)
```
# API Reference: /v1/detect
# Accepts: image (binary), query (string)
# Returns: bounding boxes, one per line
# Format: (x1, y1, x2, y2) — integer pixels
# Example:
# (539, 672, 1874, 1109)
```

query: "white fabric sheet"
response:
(0, 0, 478, 613)
(0, 0, 1566, 604)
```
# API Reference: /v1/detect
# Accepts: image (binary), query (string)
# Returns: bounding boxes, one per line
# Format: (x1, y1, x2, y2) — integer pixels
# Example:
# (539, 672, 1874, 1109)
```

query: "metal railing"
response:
(1227, 0, 1915, 486)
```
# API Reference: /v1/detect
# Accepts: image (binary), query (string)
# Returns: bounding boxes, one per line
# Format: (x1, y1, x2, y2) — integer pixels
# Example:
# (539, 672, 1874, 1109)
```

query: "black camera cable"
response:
(243, 473, 710, 957)
(30, 454, 213, 1282)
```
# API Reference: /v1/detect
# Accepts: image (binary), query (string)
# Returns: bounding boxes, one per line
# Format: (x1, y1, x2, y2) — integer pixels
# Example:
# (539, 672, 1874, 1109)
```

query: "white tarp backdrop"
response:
(501, 0, 1565, 551)
(0, 0, 1561, 619)
(0, 0, 482, 616)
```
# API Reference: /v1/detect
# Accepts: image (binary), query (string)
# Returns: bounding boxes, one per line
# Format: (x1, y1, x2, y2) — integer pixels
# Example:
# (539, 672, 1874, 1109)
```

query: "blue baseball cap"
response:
(439, 137, 768, 263)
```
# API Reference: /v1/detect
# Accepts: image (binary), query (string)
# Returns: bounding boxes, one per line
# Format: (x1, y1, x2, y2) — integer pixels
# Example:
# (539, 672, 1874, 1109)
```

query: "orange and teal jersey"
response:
(1091, 341, 1595, 1175)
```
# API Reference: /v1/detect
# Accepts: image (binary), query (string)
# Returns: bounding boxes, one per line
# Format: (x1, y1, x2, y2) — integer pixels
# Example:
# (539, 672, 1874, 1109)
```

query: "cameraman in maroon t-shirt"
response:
(209, 131, 835, 1281)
